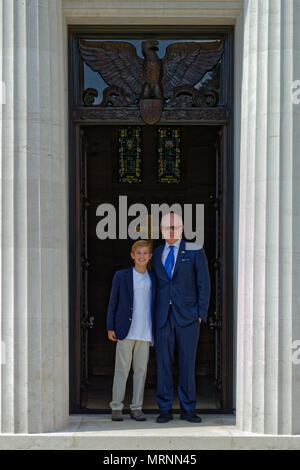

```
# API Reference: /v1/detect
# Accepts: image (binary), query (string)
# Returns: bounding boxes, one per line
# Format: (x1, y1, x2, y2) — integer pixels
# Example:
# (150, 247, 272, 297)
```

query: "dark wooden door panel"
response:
(82, 125, 219, 382)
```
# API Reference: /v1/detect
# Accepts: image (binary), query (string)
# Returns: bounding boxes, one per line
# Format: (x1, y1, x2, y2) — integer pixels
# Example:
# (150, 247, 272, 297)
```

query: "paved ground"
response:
(1, 414, 300, 449)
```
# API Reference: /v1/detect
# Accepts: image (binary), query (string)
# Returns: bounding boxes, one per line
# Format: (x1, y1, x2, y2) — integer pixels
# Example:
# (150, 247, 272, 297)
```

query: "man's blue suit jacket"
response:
(151, 239, 211, 328)
(106, 266, 156, 340)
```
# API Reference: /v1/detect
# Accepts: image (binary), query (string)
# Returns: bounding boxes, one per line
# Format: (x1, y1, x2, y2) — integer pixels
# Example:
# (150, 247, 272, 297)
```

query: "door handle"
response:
(81, 316, 95, 329)
(208, 313, 221, 330)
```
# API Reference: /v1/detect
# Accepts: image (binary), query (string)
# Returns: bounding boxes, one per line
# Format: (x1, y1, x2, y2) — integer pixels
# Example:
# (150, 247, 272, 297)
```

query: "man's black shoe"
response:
(156, 411, 173, 423)
(180, 411, 202, 423)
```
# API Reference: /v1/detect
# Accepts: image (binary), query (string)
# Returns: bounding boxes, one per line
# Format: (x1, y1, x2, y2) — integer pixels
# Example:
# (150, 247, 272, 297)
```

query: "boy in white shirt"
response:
(107, 240, 156, 421)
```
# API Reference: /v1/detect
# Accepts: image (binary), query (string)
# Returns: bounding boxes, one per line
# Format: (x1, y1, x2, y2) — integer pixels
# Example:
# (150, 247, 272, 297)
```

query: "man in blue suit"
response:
(151, 212, 211, 423)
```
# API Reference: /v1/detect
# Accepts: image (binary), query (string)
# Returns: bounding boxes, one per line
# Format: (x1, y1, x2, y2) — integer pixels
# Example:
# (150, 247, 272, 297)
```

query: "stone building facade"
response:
(0, 0, 300, 448)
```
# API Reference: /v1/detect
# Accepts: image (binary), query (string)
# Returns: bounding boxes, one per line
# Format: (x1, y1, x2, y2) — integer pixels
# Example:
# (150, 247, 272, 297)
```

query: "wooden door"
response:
(77, 124, 223, 410)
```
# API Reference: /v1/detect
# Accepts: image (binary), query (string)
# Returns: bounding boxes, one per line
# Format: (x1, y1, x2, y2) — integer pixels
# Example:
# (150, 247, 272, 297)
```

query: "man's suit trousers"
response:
(155, 306, 200, 412)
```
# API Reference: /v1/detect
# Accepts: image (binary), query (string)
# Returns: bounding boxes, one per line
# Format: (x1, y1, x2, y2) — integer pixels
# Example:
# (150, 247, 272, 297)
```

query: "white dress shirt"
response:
(126, 268, 153, 342)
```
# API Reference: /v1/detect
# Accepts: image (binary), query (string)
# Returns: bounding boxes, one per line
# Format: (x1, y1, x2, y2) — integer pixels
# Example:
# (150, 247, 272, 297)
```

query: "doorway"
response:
(75, 123, 227, 411)
(68, 26, 234, 413)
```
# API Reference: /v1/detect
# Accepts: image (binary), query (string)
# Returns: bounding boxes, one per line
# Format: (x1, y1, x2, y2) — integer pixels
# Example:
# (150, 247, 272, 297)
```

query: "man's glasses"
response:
(161, 225, 182, 230)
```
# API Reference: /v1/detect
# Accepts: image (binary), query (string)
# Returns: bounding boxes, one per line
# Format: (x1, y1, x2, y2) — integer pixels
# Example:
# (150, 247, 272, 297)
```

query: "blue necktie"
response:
(164, 245, 175, 279)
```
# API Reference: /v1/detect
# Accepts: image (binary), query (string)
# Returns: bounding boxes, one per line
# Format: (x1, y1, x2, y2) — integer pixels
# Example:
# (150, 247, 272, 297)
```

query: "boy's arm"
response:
(195, 248, 211, 323)
(106, 272, 120, 332)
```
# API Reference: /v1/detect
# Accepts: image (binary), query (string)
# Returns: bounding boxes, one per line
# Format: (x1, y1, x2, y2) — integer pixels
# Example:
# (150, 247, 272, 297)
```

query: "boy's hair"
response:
(131, 239, 152, 254)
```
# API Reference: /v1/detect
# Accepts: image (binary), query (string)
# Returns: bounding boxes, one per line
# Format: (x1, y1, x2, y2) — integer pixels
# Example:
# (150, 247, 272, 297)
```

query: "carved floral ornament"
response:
(78, 39, 224, 124)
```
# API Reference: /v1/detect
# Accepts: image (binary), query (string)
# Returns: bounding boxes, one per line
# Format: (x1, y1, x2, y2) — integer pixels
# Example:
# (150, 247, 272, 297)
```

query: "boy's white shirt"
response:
(125, 267, 153, 344)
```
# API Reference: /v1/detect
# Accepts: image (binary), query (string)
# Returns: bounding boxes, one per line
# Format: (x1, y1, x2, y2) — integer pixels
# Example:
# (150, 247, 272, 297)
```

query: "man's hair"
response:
(131, 239, 153, 253)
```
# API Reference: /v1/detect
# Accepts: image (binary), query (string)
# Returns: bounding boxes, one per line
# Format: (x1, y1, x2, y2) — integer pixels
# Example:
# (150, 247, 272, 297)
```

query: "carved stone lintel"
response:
(73, 107, 140, 122)
(162, 107, 229, 122)
(73, 106, 230, 123)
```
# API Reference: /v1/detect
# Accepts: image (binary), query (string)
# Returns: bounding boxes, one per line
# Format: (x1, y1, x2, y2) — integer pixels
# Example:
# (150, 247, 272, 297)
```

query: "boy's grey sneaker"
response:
(130, 409, 146, 421)
(111, 410, 123, 421)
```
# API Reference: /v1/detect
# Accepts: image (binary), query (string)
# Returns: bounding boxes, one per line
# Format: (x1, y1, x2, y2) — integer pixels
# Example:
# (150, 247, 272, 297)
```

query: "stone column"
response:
(236, 0, 300, 434)
(0, 0, 68, 433)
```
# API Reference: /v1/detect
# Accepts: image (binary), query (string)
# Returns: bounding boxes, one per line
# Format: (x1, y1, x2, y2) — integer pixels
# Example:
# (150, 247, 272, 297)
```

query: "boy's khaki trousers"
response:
(110, 338, 150, 411)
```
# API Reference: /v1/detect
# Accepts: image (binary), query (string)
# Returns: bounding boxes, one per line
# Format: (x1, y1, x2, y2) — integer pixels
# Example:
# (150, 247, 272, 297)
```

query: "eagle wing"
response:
(78, 40, 144, 102)
(162, 41, 223, 99)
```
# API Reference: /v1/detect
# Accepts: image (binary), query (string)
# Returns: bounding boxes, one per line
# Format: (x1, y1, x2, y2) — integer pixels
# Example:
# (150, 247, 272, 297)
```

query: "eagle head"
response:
(142, 40, 159, 56)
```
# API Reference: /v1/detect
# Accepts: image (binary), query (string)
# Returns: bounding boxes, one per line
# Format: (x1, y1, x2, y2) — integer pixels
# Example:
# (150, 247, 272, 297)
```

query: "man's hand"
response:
(198, 317, 202, 323)
(108, 330, 117, 341)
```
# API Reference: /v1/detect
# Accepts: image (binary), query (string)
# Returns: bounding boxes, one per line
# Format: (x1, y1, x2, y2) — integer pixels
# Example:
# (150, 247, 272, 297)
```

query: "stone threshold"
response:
(0, 414, 300, 450)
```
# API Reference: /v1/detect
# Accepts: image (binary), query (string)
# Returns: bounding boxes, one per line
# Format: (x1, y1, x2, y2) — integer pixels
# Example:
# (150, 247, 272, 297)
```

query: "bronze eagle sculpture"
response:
(79, 39, 223, 123)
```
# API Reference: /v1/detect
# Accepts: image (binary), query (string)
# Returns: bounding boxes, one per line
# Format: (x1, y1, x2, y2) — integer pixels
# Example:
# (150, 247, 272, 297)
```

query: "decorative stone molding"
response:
(62, 0, 243, 25)
(72, 106, 231, 123)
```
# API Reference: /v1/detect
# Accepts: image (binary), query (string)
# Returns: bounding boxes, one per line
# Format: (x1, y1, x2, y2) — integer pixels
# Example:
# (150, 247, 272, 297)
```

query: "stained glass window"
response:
(118, 126, 142, 183)
(158, 127, 181, 183)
